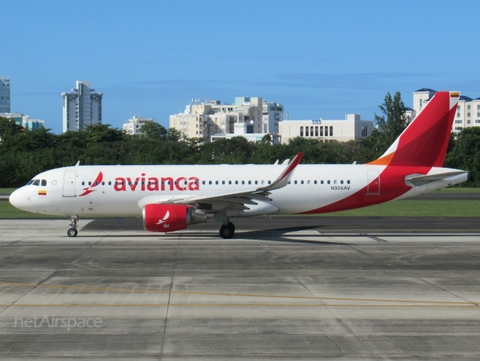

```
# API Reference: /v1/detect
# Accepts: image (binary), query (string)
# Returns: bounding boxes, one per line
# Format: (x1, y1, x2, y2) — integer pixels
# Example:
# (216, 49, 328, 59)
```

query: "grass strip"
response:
(0, 198, 479, 219)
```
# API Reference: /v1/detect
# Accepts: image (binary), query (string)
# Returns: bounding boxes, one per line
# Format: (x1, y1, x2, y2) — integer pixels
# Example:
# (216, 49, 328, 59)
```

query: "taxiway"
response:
(0, 217, 479, 360)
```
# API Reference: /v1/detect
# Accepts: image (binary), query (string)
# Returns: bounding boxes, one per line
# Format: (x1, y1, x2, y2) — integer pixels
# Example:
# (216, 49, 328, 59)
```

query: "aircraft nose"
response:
(9, 188, 29, 211)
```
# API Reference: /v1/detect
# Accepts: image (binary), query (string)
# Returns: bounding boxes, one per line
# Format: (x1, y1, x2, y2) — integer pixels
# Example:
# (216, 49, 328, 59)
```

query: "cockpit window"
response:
(32, 179, 40, 186)
(26, 179, 34, 185)
(41, 179, 47, 186)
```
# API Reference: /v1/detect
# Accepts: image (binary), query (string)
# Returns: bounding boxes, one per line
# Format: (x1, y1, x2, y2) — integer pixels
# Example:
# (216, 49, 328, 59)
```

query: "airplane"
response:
(9, 91, 468, 239)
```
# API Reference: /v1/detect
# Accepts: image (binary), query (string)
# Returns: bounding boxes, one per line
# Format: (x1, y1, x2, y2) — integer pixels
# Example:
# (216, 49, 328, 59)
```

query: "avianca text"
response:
(114, 174, 200, 192)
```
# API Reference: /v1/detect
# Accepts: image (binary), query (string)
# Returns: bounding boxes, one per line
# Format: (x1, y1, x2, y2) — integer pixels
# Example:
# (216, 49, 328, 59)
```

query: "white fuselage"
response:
(9, 163, 468, 218)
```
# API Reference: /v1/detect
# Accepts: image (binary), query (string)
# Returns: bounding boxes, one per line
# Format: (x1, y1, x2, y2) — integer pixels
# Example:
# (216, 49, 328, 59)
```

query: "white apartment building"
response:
(413, 88, 480, 132)
(123, 115, 155, 135)
(0, 112, 44, 130)
(0, 77, 11, 113)
(170, 97, 283, 141)
(62, 81, 103, 133)
(211, 122, 281, 143)
(279, 114, 373, 144)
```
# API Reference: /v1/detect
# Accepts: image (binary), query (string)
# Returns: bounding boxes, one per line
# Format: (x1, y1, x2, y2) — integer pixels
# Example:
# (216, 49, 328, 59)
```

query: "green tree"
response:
(445, 127, 480, 186)
(83, 124, 126, 144)
(0, 117, 23, 140)
(140, 122, 169, 140)
(374, 91, 408, 156)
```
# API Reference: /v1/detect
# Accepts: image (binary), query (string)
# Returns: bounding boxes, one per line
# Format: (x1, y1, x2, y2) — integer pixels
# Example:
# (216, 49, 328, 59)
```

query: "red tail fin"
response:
(368, 91, 459, 167)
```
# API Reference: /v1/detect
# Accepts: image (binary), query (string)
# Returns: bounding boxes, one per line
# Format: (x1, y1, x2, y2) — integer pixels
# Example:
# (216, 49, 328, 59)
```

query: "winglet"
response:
(260, 152, 303, 191)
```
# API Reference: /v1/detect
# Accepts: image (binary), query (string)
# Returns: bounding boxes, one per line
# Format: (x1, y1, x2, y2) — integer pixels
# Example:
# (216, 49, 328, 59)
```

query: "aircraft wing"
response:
(137, 152, 303, 211)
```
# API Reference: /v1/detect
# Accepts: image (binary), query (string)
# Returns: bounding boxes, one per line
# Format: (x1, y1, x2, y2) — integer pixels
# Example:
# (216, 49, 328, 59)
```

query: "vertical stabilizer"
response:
(368, 91, 459, 167)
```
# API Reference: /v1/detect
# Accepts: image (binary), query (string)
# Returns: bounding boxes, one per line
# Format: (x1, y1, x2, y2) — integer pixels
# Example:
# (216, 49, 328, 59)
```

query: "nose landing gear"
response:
(67, 215, 79, 237)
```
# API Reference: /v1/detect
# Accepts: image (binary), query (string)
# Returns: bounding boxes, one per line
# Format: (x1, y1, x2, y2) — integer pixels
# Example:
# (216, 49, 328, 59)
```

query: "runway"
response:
(0, 217, 480, 360)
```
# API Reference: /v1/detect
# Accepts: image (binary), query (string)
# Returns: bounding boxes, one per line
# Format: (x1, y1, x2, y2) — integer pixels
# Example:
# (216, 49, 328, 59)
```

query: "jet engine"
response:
(143, 204, 207, 233)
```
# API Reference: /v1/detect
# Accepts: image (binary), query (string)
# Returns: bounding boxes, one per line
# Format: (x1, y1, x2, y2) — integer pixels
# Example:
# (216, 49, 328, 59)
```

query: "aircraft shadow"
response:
(79, 221, 349, 245)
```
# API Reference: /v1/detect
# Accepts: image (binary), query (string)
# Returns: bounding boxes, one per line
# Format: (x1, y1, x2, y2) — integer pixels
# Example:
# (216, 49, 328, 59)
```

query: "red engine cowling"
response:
(143, 204, 206, 233)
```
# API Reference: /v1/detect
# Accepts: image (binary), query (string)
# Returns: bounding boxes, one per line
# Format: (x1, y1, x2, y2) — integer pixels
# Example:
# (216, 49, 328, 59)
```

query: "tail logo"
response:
(79, 172, 103, 197)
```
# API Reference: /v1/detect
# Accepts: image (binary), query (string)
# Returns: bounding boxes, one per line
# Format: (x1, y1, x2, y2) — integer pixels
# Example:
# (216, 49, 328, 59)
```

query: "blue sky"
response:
(3, 0, 480, 134)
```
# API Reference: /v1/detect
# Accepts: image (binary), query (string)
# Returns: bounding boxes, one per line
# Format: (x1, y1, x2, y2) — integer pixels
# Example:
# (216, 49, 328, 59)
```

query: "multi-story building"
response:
(123, 115, 155, 135)
(0, 112, 44, 130)
(279, 114, 373, 144)
(169, 97, 283, 141)
(211, 122, 281, 143)
(0, 77, 11, 113)
(413, 88, 480, 132)
(62, 81, 103, 132)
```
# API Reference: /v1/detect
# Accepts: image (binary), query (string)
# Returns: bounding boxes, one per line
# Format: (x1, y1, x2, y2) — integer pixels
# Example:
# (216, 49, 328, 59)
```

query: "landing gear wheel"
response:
(67, 215, 79, 237)
(219, 222, 235, 239)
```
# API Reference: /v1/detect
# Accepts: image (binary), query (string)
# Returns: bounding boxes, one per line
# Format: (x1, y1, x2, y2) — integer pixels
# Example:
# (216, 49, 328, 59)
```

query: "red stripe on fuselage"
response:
(301, 165, 430, 214)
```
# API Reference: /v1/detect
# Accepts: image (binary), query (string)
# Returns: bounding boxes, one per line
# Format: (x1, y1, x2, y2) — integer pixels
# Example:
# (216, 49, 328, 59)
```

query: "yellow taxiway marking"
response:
(0, 281, 478, 307)
(0, 303, 478, 308)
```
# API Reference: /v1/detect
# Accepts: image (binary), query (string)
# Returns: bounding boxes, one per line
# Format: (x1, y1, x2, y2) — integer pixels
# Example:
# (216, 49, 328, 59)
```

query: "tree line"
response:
(1, 92, 479, 188)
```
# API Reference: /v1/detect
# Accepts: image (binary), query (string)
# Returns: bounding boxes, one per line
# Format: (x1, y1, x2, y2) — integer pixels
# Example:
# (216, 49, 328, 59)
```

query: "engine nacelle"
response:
(143, 204, 206, 233)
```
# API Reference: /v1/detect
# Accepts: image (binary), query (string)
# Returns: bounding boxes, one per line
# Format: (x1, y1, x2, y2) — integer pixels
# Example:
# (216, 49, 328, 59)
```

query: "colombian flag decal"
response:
(38, 190, 47, 196)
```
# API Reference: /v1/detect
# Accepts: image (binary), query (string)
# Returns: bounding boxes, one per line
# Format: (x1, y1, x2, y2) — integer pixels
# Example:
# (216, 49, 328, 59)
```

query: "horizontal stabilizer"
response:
(405, 170, 468, 187)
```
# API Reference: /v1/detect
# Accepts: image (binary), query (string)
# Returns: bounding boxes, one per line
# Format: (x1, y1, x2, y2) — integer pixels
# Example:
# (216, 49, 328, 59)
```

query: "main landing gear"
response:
(67, 215, 79, 237)
(219, 222, 235, 239)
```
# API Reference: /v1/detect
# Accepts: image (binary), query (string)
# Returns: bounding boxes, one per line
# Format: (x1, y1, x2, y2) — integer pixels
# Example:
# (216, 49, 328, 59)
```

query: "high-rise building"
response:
(62, 81, 103, 132)
(0, 77, 11, 113)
